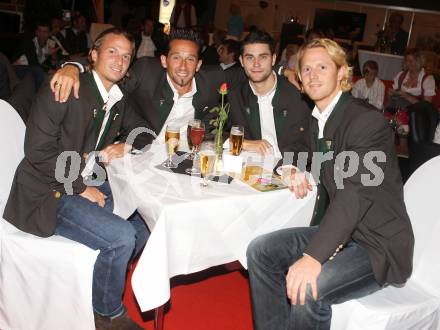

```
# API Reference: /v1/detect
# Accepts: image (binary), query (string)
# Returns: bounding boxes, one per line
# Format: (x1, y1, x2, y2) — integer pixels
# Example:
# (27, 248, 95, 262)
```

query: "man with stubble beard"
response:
(225, 29, 311, 161)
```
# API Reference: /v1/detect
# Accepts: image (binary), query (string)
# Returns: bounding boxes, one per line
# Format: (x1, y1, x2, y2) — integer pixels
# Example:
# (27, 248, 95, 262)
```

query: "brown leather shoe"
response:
(94, 310, 144, 330)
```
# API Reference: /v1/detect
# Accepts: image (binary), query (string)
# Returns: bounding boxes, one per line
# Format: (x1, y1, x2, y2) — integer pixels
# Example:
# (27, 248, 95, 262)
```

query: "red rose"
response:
(219, 83, 228, 95)
(396, 111, 409, 125)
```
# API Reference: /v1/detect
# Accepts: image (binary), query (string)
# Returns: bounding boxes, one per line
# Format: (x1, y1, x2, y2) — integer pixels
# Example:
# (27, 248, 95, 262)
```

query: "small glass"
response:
(229, 125, 244, 156)
(187, 120, 205, 160)
(186, 119, 200, 154)
(199, 142, 216, 187)
(185, 122, 205, 175)
(162, 123, 180, 169)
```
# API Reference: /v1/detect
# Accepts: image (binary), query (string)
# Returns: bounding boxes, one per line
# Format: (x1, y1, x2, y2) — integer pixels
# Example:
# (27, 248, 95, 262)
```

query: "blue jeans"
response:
(55, 182, 149, 317)
(246, 226, 382, 330)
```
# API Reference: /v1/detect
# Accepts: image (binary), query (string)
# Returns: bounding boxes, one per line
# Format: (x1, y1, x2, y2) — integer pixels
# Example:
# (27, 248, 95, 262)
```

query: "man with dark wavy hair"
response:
(225, 29, 311, 159)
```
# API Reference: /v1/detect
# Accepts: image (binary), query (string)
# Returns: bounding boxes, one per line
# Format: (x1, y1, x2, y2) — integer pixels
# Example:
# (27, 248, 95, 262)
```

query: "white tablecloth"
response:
(358, 50, 403, 81)
(107, 149, 316, 312)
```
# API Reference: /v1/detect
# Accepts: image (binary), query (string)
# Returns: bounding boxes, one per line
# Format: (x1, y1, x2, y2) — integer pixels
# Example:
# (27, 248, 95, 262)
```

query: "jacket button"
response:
(317, 195, 320, 200)
(300, 127, 304, 132)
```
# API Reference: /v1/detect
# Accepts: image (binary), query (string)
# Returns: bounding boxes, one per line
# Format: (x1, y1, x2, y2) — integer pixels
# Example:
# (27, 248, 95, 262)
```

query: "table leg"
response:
(154, 305, 164, 330)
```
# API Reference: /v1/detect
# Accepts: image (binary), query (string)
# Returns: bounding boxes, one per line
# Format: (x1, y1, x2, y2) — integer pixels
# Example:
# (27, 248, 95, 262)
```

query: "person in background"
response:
(13, 20, 59, 72)
(389, 48, 436, 105)
(50, 17, 69, 57)
(171, 0, 197, 29)
(278, 43, 299, 70)
(61, 14, 90, 57)
(227, 2, 244, 40)
(352, 60, 385, 110)
(134, 18, 166, 59)
(304, 28, 324, 43)
(380, 12, 409, 55)
(197, 26, 220, 65)
(218, 39, 241, 70)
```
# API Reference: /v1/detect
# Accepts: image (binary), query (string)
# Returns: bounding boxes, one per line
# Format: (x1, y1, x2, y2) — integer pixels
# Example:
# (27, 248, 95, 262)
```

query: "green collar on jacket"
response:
(244, 77, 289, 142)
(156, 77, 205, 133)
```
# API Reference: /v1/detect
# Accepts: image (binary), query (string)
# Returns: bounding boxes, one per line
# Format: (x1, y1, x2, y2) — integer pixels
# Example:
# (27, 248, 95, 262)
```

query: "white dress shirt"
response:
(81, 71, 123, 178)
(312, 91, 343, 138)
(136, 34, 156, 58)
(351, 77, 385, 110)
(15, 37, 50, 65)
(154, 75, 197, 152)
(434, 123, 440, 144)
(249, 72, 281, 158)
(392, 68, 436, 97)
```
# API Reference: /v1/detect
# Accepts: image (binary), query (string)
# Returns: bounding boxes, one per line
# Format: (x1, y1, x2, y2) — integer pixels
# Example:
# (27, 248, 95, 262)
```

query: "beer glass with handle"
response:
(229, 125, 244, 156)
(162, 122, 180, 168)
(199, 142, 216, 187)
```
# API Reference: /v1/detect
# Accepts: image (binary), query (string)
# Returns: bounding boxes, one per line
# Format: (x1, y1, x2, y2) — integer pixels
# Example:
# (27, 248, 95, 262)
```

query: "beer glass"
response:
(185, 122, 205, 175)
(229, 125, 244, 156)
(162, 123, 180, 168)
(199, 142, 216, 187)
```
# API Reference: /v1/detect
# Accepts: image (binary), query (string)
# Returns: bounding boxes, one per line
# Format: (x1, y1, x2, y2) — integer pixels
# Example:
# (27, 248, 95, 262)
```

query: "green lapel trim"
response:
(272, 81, 286, 144)
(157, 79, 174, 132)
(84, 72, 108, 149)
(84, 72, 104, 106)
(248, 94, 262, 140)
(242, 83, 262, 140)
(192, 90, 203, 120)
(95, 107, 116, 151)
(322, 92, 350, 139)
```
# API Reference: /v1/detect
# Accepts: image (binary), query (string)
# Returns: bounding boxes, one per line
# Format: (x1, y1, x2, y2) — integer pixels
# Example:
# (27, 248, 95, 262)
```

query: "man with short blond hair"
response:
(246, 38, 414, 330)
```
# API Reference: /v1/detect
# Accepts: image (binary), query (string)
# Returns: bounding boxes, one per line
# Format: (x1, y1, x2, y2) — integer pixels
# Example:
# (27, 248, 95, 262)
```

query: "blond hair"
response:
(296, 38, 352, 92)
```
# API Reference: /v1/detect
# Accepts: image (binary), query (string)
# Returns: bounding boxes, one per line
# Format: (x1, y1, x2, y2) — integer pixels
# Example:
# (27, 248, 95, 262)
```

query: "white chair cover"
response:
(331, 156, 440, 330)
(0, 100, 99, 330)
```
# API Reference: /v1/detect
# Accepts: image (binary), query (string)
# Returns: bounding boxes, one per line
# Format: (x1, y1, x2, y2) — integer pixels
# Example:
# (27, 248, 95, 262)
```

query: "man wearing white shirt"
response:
(4, 28, 150, 329)
(351, 60, 385, 110)
(246, 38, 414, 330)
(135, 18, 159, 59)
(226, 29, 311, 160)
(218, 39, 241, 71)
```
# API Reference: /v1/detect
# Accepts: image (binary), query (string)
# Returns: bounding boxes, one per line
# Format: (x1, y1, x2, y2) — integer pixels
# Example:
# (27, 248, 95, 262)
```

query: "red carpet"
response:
(123, 262, 254, 330)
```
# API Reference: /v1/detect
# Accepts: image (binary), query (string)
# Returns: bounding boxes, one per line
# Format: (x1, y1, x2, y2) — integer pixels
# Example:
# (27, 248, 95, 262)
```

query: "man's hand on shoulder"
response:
(286, 254, 321, 305)
(50, 65, 80, 103)
(79, 186, 107, 207)
(99, 143, 131, 166)
(243, 139, 273, 155)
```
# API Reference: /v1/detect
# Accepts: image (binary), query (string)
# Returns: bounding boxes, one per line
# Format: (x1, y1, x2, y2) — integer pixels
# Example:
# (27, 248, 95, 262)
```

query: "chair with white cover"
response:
(331, 156, 440, 330)
(0, 100, 99, 330)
